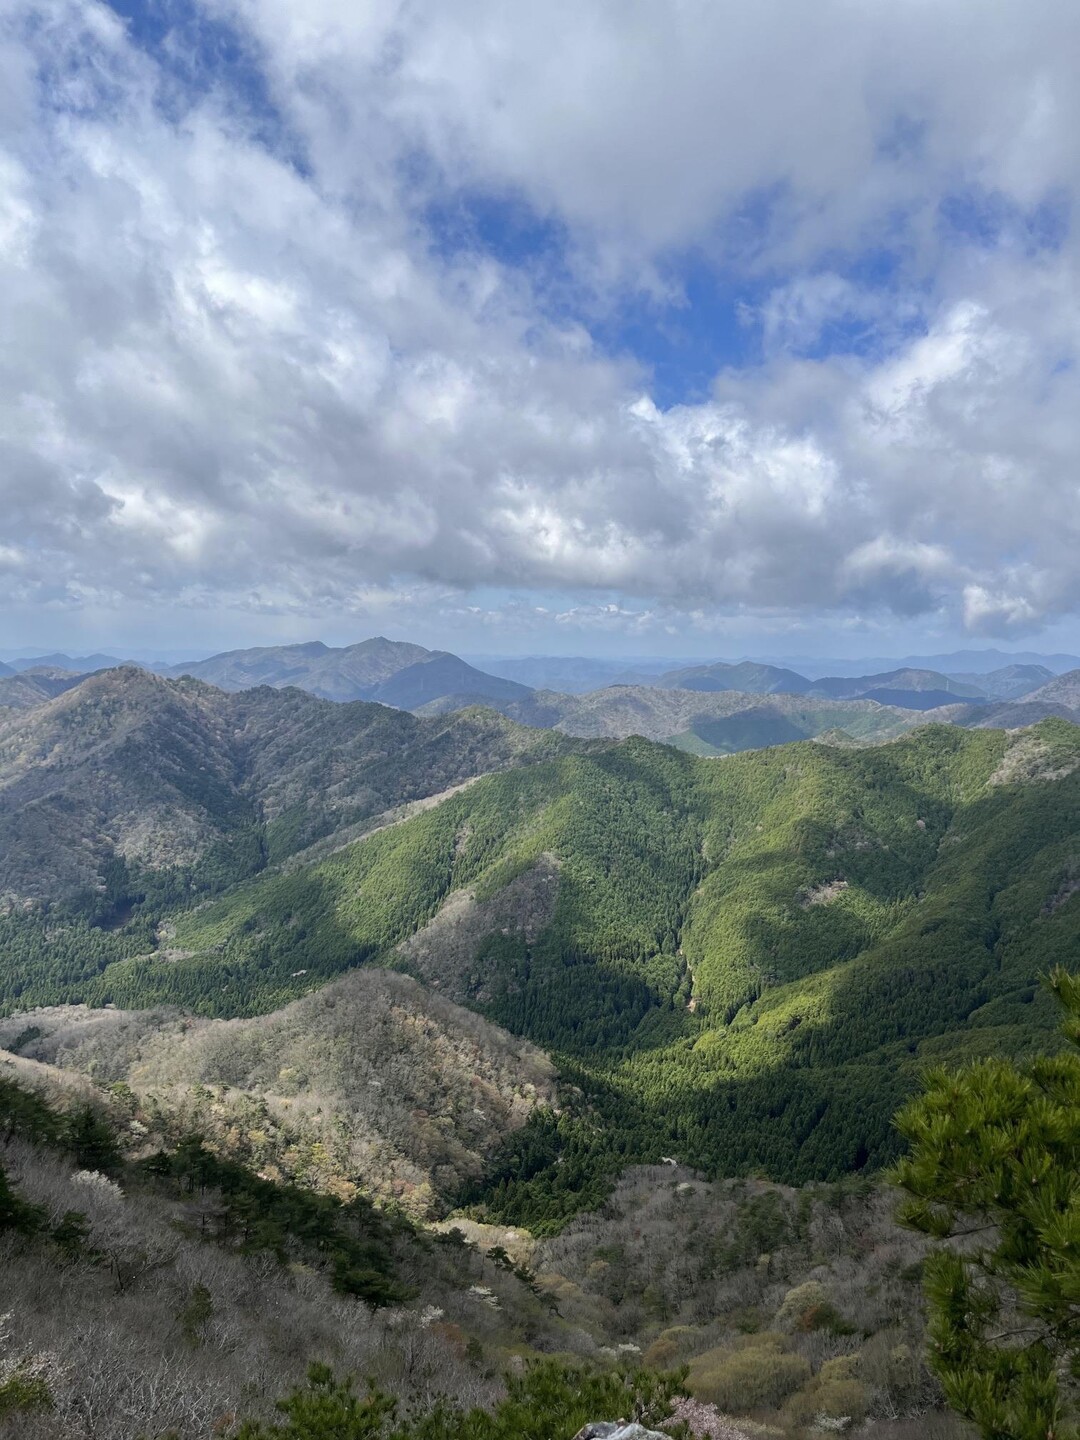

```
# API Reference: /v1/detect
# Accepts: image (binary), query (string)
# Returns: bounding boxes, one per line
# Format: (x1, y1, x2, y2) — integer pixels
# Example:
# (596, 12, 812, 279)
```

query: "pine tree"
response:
(892, 965, 1080, 1440)
(64, 1104, 121, 1173)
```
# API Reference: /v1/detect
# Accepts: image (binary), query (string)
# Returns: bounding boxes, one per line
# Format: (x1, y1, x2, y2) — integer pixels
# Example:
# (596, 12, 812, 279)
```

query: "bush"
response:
(785, 1356, 869, 1426)
(642, 1326, 701, 1370)
(686, 1337, 810, 1412)
(0, 1365, 53, 1419)
(774, 1280, 852, 1335)
(857, 1332, 934, 1415)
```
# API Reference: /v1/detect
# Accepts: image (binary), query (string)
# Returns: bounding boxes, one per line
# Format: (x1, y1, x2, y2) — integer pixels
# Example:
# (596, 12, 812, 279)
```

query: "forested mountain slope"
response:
(0, 1070, 581, 1440)
(0, 667, 589, 902)
(0, 968, 556, 1215)
(4, 712, 1077, 1221)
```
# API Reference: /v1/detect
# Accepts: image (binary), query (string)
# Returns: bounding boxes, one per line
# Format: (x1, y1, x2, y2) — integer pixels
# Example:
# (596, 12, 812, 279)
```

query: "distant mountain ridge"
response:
(0, 669, 84, 710)
(1024, 668, 1080, 710)
(2, 639, 1074, 737)
(434, 684, 934, 751)
(948, 663, 1055, 699)
(6, 651, 126, 673)
(754, 648, 1080, 678)
(167, 636, 532, 710)
(652, 660, 1046, 709)
(659, 660, 813, 694)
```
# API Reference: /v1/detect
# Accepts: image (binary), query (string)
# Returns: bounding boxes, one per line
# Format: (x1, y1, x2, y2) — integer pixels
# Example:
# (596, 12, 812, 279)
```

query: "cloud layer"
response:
(1, 0, 1078, 646)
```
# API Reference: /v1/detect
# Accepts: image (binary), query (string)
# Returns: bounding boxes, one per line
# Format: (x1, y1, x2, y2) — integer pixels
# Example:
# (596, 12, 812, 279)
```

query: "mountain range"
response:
(163, 637, 532, 709)
(454, 685, 932, 752)
(2, 660, 1079, 1439)
(1, 663, 1078, 1206)
(653, 659, 1054, 707)
(6, 640, 1078, 767)
(470, 647, 1080, 689)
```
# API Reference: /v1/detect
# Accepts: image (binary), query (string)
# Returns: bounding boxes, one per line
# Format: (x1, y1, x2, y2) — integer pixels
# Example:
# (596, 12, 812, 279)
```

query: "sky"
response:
(1, 0, 1079, 660)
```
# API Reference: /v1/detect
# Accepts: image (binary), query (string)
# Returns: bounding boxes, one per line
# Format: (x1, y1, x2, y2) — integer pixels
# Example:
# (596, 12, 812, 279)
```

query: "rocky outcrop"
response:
(573, 1426, 673, 1440)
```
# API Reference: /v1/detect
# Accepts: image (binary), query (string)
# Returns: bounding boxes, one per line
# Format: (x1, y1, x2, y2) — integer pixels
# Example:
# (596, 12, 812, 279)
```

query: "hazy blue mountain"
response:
(167, 636, 528, 710)
(0, 659, 12, 677)
(460, 654, 672, 692)
(167, 637, 429, 698)
(659, 659, 814, 694)
(365, 653, 533, 709)
(1023, 668, 1080, 710)
(418, 683, 929, 752)
(947, 663, 1055, 700)
(7, 651, 126, 673)
(770, 649, 1080, 678)
(807, 667, 986, 701)
(856, 687, 983, 711)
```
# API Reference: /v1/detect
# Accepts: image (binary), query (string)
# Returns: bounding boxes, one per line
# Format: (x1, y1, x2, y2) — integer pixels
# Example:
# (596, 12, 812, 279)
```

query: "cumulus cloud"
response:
(0, 0, 1078, 646)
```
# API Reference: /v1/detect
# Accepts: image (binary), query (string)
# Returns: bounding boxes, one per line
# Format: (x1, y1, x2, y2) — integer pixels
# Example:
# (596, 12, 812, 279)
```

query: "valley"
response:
(1, 660, 1078, 1438)
(2, 668, 1078, 1218)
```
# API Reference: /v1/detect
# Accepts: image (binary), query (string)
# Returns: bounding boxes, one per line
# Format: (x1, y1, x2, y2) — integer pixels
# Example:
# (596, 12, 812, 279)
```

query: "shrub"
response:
(785, 1356, 869, 1426)
(857, 1332, 934, 1415)
(642, 1326, 701, 1370)
(0, 1364, 54, 1420)
(774, 1280, 852, 1335)
(686, 1338, 810, 1413)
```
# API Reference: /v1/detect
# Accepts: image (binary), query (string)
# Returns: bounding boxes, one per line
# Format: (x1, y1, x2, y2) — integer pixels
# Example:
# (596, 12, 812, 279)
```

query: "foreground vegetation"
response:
(1, 1068, 975, 1438)
(894, 966, 1080, 1438)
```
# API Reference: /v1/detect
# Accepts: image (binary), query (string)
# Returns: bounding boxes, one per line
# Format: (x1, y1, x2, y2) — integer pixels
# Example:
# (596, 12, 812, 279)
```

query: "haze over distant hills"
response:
(0, 669, 85, 711)
(471, 648, 1080, 691)
(3, 638, 1079, 759)
(3, 651, 128, 673)
(423, 685, 933, 753)
(162, 637, 533, 710)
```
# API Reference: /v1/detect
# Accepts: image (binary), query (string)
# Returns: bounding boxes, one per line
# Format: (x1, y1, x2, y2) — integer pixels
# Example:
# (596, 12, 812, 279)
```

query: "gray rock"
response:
(573, 1425, 673, 1440)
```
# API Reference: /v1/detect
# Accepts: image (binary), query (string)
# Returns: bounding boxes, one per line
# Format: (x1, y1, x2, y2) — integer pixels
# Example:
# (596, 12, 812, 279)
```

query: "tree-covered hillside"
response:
(3, 713, 1077, 1223)
(0, 667, 591, 902)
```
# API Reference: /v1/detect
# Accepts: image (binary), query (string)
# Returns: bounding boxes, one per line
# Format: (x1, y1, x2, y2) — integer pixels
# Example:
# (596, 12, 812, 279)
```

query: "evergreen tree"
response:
(238, 1359, 684, 1440)
(892, 965, 1080, 1440)
(64, 1104, 121, 1172)
(235, 1364, 395, 1440)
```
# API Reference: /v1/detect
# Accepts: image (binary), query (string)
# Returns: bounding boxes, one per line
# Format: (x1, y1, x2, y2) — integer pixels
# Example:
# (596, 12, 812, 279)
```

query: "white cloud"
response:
(0, 0, 1078, 649)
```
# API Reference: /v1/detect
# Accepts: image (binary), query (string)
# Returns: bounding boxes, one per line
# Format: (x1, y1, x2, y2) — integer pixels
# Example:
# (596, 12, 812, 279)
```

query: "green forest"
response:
(2, 716, 1079, 1226)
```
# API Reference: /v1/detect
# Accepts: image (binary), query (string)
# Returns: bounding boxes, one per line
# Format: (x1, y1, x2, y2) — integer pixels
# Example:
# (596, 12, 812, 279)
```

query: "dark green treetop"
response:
(893, 966, 1080, 1439)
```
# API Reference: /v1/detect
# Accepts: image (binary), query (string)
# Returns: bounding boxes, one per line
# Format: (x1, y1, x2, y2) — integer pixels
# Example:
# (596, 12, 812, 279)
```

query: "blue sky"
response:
(1, 0, 1078, 658)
